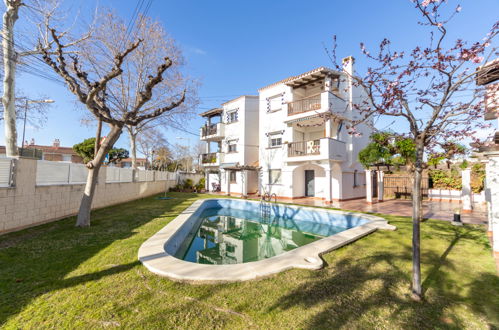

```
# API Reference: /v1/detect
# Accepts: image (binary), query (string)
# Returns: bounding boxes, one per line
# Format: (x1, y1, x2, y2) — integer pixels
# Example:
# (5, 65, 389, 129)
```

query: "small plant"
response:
(459, 160, 469, 170)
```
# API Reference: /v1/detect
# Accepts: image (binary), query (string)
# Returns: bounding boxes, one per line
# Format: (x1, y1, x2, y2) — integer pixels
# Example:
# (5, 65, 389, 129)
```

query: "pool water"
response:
(175, 205, 363, 265)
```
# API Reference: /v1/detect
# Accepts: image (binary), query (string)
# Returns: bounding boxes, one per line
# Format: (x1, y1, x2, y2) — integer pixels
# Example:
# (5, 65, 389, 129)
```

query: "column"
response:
(242, 170, 248, 198)
(461, 169, 472, 213)
(331, 164, 343, 201)
(365, 170, 373, 203)
(205, 172, 210, 191)
(325, 168, 332, 203)
(377, 170, 384, 202)
(225, 170, 230, 196)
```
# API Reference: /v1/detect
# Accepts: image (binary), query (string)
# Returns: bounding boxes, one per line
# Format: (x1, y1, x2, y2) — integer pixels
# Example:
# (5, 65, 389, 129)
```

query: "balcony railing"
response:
(287, 140, 320, 157)
(201, 152, 218, 164)
(201, 124, 218, 137)
(287, 97, 321, 115)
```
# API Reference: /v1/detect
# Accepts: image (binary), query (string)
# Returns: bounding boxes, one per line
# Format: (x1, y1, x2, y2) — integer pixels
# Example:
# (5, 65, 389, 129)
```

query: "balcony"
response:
(286, 138, 346, 162)
(287, 97, 322, 116)
(284, 91, 343, 123)
(200, 123, 225, 141)
(200, 152, 224, 167)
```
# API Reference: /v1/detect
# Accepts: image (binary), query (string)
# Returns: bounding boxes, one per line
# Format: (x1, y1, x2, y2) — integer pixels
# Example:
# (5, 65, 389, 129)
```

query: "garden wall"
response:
(0, 158, 177, 234)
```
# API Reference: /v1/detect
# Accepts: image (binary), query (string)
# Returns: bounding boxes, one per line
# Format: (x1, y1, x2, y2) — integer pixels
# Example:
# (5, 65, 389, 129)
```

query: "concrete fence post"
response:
(377, 170, 384, 202)
(461, 169, 472, 213)
(365, 169, 373, 203)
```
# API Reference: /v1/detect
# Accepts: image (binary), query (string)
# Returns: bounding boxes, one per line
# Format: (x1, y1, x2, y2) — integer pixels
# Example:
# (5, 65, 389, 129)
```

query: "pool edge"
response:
(137, 198, 396, 283)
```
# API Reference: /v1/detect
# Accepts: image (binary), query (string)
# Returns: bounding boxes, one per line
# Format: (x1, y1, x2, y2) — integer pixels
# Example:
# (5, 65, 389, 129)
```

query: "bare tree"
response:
(77, 10, 197, 169)
(39, 20, 186, 226)
(1, 0, 90, 156)
(136, 127, 167, 169)
(327, 1, 498, 299)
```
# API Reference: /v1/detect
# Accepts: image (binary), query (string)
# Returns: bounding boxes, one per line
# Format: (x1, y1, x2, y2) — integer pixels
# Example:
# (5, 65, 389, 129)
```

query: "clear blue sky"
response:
(2, 0, 498, 155)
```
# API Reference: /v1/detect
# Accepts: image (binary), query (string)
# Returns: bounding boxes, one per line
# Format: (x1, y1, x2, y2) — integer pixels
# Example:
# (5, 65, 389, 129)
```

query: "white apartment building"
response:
(258, 57, 372, 202)
(200, 95, 260, 196)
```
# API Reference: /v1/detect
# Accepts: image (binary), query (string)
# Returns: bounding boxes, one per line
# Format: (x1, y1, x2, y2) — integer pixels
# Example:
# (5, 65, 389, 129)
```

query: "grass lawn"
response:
(0, 192, 497, 329)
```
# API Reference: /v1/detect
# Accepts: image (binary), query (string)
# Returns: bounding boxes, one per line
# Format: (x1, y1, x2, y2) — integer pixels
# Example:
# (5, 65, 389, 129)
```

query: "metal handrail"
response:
(287, 140, 320, 157)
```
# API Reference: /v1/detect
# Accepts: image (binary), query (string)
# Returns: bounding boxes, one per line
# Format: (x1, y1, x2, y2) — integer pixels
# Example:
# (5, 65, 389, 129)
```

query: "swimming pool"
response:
(138, 199, 395, 282)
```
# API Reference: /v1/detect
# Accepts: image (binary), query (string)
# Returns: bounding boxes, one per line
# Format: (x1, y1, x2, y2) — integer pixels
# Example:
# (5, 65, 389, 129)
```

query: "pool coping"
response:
(138, 198, 396, 283)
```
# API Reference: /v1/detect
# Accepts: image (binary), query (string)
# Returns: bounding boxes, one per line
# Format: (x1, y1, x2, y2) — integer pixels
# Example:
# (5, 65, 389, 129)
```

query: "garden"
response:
(0, 193, 497, 328)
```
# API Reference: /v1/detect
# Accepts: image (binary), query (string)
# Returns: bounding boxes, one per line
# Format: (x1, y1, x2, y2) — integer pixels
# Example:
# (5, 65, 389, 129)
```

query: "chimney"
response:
(30, 138, 35, 146)
(342, 56, 355, 76)
(53, 138, 60, 148)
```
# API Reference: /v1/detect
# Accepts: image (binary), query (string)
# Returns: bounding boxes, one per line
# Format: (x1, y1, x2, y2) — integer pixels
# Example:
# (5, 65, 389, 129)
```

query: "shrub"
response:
(196, 178, 206, 191)
(428, 169, 461, 190)
(471, 163, 485, 193)
(183, 179, 194, 190)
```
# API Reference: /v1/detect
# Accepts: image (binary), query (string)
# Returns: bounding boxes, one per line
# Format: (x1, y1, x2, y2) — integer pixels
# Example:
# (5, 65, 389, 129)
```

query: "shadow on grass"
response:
(0, 192, 199, 325)
(268, 221, 497, 329)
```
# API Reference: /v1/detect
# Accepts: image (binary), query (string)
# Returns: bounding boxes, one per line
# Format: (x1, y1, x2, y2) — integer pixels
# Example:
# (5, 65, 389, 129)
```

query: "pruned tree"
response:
(39, 23, 186, 227)
(77, 10, 197, 169)
(1, 0, 90, 156)
(327, 1, 498, 299)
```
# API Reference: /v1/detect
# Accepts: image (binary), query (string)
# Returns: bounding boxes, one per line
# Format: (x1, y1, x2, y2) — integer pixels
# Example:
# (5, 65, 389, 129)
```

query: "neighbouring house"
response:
(0, 138, 84, 163)
(258, 58, 372, 202)
(199, 95, 260, 196)
(116, 157, 148, 170)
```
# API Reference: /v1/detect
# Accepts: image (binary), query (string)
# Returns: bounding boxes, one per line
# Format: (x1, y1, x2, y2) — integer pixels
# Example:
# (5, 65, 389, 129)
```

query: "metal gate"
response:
(383, 175, 428, 200)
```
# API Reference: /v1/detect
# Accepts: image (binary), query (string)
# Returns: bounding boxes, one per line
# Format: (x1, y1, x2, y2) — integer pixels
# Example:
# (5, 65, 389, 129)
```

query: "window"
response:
(267, 94, 282, 112)
(229, 171, 237, 183)
(268, 169, 282, 185)
(226, 110, 238, 123)
(268, 132, 282, 148)
(227, 140, 237, 153)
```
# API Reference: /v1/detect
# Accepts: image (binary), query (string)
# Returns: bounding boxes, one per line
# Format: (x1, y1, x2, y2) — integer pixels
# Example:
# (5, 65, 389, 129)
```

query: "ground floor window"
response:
(268, 169, 282, 184)
(229, 171, 237, 183)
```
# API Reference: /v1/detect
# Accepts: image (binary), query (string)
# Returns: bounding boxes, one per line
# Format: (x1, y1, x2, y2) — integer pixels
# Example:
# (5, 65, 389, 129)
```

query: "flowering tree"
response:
(328, 1, 498, 299)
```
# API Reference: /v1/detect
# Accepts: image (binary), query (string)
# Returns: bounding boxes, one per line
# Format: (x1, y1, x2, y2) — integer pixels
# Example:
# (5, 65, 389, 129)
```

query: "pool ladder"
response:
(260, 192, 277, 223)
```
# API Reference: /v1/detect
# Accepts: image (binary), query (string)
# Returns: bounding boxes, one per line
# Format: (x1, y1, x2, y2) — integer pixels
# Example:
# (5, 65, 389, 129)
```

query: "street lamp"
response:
(21, 99, 55, 150)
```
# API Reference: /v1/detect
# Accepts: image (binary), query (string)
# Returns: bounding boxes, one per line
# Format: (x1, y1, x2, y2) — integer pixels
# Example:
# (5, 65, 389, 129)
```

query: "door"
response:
(305, 170, 315, 197)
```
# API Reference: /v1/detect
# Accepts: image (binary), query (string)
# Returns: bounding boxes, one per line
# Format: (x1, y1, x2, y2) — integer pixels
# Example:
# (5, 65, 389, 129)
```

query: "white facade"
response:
(258, 60, 372, 202)
(198, 59, 372, 202)
(200, 96, 260, 196)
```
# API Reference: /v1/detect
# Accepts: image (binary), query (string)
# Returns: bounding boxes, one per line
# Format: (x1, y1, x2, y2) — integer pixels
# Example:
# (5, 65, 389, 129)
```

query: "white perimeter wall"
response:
(0, 158, 177, 234)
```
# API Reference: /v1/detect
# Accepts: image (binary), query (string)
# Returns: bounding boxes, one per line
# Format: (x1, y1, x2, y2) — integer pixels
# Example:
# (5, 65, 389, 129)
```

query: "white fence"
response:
(36, 161, 88, 185)
(0, 158, 14, 187)
(34, 160, 179, 186)
(105, 167, 134, 183)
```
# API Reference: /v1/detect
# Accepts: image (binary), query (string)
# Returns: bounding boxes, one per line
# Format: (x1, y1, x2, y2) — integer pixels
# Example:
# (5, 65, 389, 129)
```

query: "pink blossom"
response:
(472, 56, 483, 64)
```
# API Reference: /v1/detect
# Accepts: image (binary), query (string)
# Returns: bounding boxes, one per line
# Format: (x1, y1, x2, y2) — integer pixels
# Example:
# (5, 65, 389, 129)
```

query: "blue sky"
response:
(2, 0, 498, 155)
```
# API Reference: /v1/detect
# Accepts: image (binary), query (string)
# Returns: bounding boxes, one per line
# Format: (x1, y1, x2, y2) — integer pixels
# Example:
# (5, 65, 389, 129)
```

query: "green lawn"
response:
(0, 192, 497, 329)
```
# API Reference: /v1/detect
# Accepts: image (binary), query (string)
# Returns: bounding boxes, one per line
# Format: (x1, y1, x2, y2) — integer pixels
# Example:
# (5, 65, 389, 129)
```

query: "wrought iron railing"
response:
(201, 152, 218, 164)
(287, 140, 320, 157)
(287, 97, 321, 115)
(201, 124, 218, 137)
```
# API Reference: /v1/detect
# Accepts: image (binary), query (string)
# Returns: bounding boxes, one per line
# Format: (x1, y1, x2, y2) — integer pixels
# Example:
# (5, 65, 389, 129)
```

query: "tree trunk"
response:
(94, 119, 102, 158)
(411, 141, 425, 300)
(2, 1, 20, 157)
(76, 124, 123, 227)
(128, 126, 137, 169)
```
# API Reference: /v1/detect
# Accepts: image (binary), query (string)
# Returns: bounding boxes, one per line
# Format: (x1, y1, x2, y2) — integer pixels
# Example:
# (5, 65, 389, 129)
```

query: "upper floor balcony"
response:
(200, 152, 224, 167)
(284, 91, 343, 123)
(285, 138, 346, 162)
(200, 122, 225, 141)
